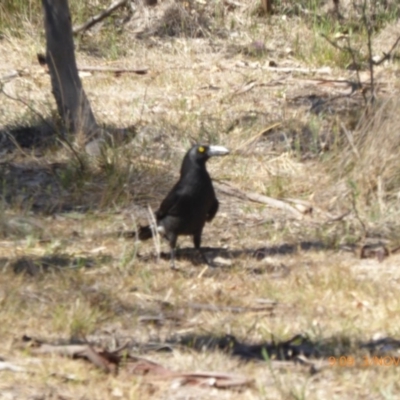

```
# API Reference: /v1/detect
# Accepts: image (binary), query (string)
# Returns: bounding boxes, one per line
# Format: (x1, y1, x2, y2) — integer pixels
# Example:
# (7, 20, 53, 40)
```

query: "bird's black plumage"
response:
(139, 144, 229, 268)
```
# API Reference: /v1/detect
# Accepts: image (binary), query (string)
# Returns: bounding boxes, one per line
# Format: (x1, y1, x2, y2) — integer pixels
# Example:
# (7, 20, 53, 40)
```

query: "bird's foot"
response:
(170, 262, 180, 270)
(199, 250, 216, 268)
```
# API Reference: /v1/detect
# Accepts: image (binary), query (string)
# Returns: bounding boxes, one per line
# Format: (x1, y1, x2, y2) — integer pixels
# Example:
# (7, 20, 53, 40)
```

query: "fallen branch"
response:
(215, 181, 305, 219)
(31, 343, 116, 373)
(37, 54, 148, 75)
(73, 0, 129, 34)
(78, 66, 148, 75)
(145, 371, 252, 388)
(25, 338, 251, 387)
(186, 302, 276, 313)
(284, 198, 313, 215)
(0, 361, 26, 373)
(261, 66, 332, 75)
(0, 70, 19, 82)
(231, 79, 257, 97)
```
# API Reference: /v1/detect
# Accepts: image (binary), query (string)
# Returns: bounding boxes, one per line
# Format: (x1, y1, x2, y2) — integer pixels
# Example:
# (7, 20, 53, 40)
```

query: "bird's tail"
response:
(138, 225, 153, 240)
(117, 225, 153, 240)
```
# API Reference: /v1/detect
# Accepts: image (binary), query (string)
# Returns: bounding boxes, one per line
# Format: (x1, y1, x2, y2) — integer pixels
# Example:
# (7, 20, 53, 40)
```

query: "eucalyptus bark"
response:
(42, 0, 98, 139)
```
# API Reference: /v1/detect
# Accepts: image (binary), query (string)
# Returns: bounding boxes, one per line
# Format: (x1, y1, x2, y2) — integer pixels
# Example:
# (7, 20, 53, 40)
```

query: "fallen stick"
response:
(186, 302, 276, 313)
(0, 71, 19, 82)
(261, 66, 332, 75)
(78, 66, 148, 75)
(37, 54, 148, 75)
(0, 361, 26, 373)
(215, 181, 305, 219)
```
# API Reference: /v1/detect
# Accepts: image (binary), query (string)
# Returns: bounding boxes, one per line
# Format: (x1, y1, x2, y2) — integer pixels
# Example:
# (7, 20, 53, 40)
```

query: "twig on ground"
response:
(0, 361, 26, 373)
(27, 338, 252, 387)
(262, 66, 332, 74)
(78, 66, 148, 75)
(0, 70, 19, 82)
(231, 80, 257, 97)
(37, 54, 148, 75)
(215, 181, 305, 219)
(186, 302, 276, 313)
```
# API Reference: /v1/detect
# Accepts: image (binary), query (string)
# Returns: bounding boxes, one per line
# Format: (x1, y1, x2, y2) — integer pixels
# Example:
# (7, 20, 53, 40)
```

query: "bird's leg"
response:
(170, 247, 177, 269)
(169, 234, 178, 270)
(194, 232, 215, 267)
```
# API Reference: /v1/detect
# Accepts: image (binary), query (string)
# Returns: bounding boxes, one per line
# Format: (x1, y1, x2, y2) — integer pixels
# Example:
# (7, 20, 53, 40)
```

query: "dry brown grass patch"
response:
(2, 2, 400, 398)
(330, 97, 400, 229)
(151, 1, 212, 38)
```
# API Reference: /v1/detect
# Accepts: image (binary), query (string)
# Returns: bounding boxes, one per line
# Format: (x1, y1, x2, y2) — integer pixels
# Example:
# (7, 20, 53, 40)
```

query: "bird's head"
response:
(181, 144, 229, 174)
(191, 144, 230, 161)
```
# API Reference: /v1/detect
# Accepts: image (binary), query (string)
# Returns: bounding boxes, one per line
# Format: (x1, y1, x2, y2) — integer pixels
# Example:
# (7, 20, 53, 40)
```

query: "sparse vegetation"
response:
(2, 0, 400, 399)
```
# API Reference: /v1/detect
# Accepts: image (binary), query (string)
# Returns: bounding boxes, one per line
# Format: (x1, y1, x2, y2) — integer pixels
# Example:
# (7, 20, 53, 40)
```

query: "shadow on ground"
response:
(0, 119, 136, 153)
(137, 241, 342, 272)
(0, 121, 60, 151)
(0, 120, 177, 214)
(33, 331, 400, 365)
(3, 240, 332, 277)
(4, 236, 343, 275)
(157, 333, 400, 363)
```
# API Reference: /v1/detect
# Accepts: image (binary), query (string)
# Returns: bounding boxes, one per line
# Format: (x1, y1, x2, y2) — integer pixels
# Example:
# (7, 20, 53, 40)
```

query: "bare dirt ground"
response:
(1, 1, 400, 399)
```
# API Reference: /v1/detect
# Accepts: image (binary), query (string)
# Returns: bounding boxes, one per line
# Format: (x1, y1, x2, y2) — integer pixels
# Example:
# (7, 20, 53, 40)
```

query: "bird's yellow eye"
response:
(198, 146, 205, 153)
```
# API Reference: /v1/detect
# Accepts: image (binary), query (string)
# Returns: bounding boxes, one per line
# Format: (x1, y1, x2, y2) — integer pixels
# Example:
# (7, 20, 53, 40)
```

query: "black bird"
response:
(139, 144, 229, 269)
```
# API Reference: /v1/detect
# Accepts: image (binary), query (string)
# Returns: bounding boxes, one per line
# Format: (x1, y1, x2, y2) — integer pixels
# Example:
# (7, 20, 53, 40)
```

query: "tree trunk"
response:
(260, 0, 273, 14)
(42, 0, 98, 141)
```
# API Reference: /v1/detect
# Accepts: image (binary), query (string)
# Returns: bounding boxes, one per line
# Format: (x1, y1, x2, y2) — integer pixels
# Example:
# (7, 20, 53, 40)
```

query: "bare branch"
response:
(361, 0, 375, 103)
(73, 0, 129, 34)
(345, 36, 368, 106)
(373, 35, 400, 66)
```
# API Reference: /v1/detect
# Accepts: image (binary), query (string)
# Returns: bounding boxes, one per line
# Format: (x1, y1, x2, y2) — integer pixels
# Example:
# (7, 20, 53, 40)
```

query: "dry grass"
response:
(2, 1, 400, 399)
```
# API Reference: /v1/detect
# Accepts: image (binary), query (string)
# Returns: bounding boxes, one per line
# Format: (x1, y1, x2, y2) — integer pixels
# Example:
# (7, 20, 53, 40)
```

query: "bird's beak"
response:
(207, 145, 230, 157)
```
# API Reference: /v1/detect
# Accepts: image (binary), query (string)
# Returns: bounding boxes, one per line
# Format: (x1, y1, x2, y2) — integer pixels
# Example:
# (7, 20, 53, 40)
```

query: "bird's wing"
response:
(207, 198, 219, 221)
(156, 184, 182, 219)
